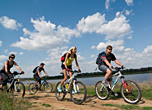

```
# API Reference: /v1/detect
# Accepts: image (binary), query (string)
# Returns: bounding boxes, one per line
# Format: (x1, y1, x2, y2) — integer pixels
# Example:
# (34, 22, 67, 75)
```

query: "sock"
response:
(59, 85, 61, 88)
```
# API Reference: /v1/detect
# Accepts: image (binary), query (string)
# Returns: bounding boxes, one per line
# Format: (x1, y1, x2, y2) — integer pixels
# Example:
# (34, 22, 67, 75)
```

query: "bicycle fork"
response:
(121, 78, 131, 93)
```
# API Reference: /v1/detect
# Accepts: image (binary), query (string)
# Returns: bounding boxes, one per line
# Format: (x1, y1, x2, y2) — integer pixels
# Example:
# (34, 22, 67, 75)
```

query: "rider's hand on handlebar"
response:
(7, 72, 10, 74)
(40, 76, 43, 78)
(121, 65, 125, 69)
(21, 71, 24, 74)
(78, 69, 81, 73)
(66, 68, 70, 71)
(109, 66, 113, 70)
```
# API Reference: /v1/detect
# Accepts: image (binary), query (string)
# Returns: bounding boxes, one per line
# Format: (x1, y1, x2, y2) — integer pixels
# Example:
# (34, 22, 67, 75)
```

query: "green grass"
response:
(102, 103, 152, 110)
(42, 103, 51, 107)
(0, 92, 30, 110)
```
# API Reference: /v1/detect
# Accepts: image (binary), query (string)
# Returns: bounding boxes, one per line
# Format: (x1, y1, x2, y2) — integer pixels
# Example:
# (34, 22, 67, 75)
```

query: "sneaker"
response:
(114, 92, 118, 97)
(72, 90, 76, 94)
(57, 86, 62, 92)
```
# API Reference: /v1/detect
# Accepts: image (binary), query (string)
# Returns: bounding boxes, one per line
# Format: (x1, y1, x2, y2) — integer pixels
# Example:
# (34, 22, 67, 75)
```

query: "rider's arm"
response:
(38, 70, 42, 78)
(75, 55, 80, 71)
(4, 61, 9, 73)
(14, 62, 23, 72)
(103, 60, 113, 68)
(114, 59, 123, 67)
(64, 53, 69, 69)
(43, 70, 49, 76)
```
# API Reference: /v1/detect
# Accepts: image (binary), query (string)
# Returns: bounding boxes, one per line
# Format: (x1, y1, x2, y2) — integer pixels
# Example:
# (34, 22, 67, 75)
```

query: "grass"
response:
(102, 103, 152, 110)
(42, 103, 51, 107)
(0, 92, 30, 110)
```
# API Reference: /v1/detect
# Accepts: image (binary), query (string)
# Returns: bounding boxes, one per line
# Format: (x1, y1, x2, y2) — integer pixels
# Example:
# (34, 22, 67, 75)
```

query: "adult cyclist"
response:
(97, 45, 124, 96)
(33, 63, 49, 90)
(58, 46, 81, 94)
(0, 54, 24, 88)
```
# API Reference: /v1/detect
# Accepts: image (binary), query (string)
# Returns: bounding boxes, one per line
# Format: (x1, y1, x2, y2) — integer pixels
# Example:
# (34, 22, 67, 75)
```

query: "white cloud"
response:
(0, 55, 7, 61)
(9, 52, 17, 55)
(0, 41, 2, 46)
(0, 16, 22, 30)
(77, 12, 106, 33)
(91, 46, 96, 49)
(11, 17, 80, 50)
(128, 36, 132, 40)
(4, 49, 8, 53)
(96, 12, 132, 40)
(90, 55, 95, 58)
(125, 0, 133, 6)
(97, 40, 124, 54)
(105, 0, 116, 10)
(125, 9, 133, 15)
(19, 52, 24, 55)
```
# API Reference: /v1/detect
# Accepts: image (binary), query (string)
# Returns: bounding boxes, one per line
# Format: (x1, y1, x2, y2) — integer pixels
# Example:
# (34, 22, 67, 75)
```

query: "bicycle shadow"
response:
(83, 95, 98, 104)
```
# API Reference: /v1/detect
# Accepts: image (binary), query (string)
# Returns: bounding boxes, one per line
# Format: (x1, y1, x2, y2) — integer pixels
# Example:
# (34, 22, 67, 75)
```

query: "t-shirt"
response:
(34, 66, 44, 76)
(100, 52, 116, 67)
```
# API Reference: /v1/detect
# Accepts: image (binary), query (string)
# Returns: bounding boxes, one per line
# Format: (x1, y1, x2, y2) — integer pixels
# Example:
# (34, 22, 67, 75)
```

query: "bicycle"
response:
(28, 75, 53, 94)
(95, 67, 142, 104)
(0, 71, 25, 98)
(55, 70, 87, 105)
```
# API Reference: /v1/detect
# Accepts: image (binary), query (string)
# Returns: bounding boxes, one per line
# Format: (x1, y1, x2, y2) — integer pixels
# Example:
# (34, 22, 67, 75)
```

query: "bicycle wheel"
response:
(121, 80, 142, 104)
(70, 81, 87, 104)
(95, 81, 109, 100)
(28, 83, 38, 94)
(43, 82, 53, 93)
(55, 82, 65, 101)
(13, 82, 25, 98)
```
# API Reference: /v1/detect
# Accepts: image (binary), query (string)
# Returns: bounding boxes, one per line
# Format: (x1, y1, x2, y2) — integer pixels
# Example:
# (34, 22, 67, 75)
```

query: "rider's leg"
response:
(60, 69, 68, 86)
(102, 68, 112, 87)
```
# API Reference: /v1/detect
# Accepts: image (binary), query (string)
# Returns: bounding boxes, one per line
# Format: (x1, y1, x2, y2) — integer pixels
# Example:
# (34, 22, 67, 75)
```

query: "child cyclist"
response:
(58, 46, 81, 93)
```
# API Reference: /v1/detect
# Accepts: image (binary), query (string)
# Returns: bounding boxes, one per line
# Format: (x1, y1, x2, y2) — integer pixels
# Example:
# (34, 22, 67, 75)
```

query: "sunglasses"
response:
(108, 48, 112, 50)
(10, 57, 15, 59)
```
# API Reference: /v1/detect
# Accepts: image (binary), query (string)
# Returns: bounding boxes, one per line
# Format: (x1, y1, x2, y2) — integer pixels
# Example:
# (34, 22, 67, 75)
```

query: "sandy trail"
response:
(24, 91, 152, 110)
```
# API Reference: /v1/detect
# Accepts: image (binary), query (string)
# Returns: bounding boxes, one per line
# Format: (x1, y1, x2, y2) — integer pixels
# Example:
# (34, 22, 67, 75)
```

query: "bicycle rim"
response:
(13, 82, 25, 98)
(55, 82, 65, 101)
(28, 83, 37, 94)
(44, 83, 53, 93)
(70, 81, 87, 104)
(95, 81, 109, 100)
(121, 80, 141, 104)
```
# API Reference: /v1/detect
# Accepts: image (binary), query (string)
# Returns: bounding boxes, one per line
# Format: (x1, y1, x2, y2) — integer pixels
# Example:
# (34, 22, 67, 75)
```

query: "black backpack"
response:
(33, 66, 39, 73)
(61, 53, 76, 62)
(96, 53, 102, 65)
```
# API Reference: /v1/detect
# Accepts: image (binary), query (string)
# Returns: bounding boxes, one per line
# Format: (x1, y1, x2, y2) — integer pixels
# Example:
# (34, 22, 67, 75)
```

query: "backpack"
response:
(96, 53, 102, 65)
(61, 53, 76, 62)
(33, 66, 39, 73)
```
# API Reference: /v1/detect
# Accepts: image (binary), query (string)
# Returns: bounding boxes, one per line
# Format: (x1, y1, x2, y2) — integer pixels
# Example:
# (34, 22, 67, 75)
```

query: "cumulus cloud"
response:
(77, 12, 106, 33)
(91, 46, 96, 49)
(0, 16, 22, 30)
(90, 55, 95, 58)
(19, 52, 24, 55)
(11, 17, 80, 50)
(77, 12, 132, 40)
(125, 9, 133, 15)
(125, 0, 133, 6)
(128, 36, 132, 40)
(0, 55, 7, 61)
(105, 0, 116, 10)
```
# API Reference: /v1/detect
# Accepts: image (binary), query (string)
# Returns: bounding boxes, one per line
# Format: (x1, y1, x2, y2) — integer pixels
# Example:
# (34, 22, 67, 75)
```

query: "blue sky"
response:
(0, 0, 152, 78)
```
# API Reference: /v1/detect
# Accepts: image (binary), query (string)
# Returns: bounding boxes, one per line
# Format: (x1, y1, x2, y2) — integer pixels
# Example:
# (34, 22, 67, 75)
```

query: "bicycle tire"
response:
(121, 80, 142, 104)
(13, 82, 25, 98)
(70, 81, 87, 105)
(43, 82, 53, 93)
(55, 82, 65, 101)
(28, 83, 38, 94)
(95, 81, 109, 100)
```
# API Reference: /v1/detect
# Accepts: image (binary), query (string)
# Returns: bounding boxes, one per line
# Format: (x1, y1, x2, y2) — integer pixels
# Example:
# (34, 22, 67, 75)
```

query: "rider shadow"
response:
(83, 95, 97, 104)
(24, 95, 44, 100)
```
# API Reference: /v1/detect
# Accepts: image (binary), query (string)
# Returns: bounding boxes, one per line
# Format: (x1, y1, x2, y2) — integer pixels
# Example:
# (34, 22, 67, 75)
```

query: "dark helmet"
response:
(40, 63, 45, 65)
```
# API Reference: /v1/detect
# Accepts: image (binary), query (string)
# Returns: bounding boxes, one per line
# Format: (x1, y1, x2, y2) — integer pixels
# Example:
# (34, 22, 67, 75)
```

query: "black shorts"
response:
(61, 64, 72, 70)
(34, 75, 41, 84)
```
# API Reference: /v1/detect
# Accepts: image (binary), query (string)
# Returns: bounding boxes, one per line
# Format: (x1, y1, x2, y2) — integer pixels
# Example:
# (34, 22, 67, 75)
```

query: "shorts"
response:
(98, 65, 109, 74)
(34, 75, 41, 84)
(61, 64, 72, 70)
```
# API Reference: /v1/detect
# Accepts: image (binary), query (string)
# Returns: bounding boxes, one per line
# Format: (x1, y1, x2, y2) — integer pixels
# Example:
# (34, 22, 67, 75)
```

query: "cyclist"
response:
(0, 54, 24, 88)
(97, 45, 124, 96)
(33, 63, 49, 90)
(58, 46, 81, 93)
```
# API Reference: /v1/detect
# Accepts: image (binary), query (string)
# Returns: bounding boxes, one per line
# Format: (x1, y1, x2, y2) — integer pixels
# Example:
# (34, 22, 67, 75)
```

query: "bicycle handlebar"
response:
(13, 71, 24, 76)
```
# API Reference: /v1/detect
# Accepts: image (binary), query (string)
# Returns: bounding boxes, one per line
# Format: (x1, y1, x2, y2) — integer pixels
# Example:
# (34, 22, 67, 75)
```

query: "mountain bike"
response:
(95, 67, 142, 104)
(28, 75, 53, 94)
(55, 70, 87, 105)
(0, 71, 25, 98)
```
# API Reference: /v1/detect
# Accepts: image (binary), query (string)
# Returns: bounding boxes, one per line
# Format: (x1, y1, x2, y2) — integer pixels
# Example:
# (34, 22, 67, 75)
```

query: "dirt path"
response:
(24, 91, 152, 110)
